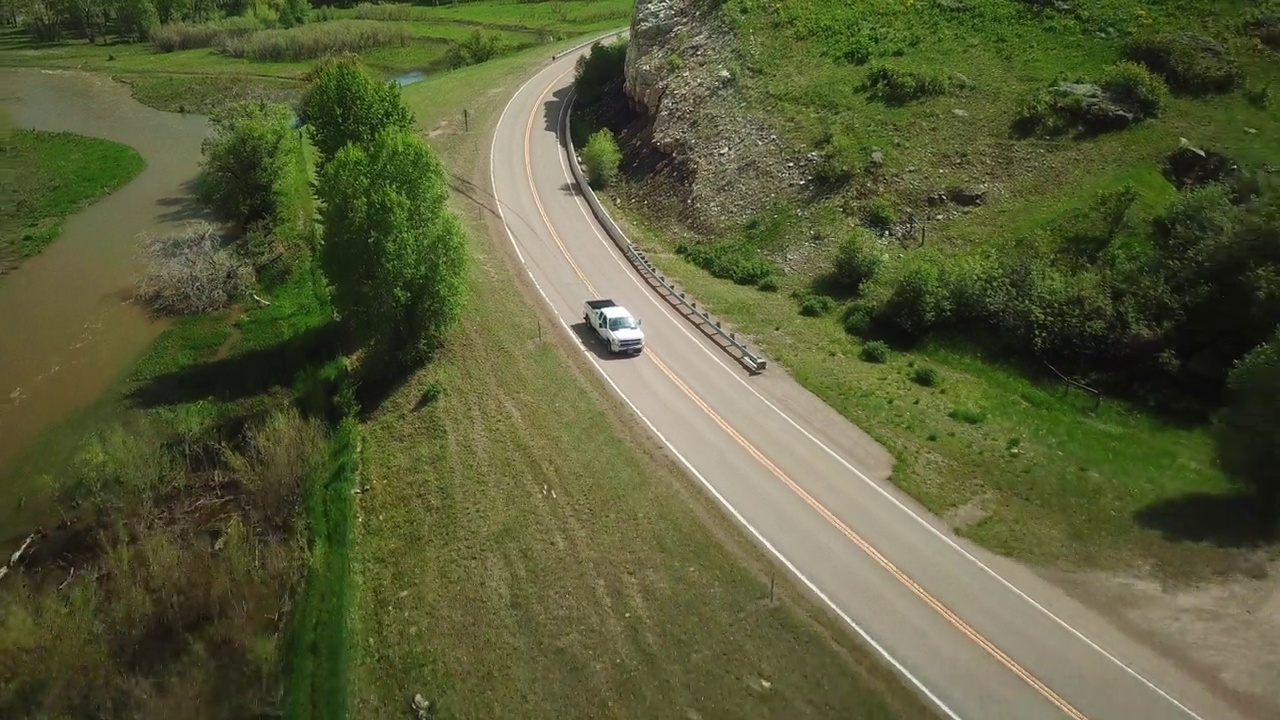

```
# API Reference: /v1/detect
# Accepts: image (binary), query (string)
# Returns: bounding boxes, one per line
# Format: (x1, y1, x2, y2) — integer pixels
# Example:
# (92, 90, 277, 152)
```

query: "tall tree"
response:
(1215, 329, 1280, 524)
(317, 129, 467, 369)
(302, 57, 414, 164)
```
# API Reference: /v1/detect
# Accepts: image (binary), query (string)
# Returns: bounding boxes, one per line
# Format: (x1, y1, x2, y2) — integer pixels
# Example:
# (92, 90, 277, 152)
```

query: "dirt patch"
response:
(1047, 562, 1280, 719)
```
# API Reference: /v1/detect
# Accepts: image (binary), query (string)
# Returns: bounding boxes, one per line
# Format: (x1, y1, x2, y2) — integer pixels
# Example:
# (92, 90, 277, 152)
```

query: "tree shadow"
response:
(543, 83, 573, 142)
(127, 321, 341, 409)
(153, 179, 209, 225)
(1134, 492, 1277, 549)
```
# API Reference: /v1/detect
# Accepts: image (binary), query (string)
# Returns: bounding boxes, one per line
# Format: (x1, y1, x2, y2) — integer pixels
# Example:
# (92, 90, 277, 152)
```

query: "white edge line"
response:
(488, 56, 963, 720)
(550, 70, 1212, 720)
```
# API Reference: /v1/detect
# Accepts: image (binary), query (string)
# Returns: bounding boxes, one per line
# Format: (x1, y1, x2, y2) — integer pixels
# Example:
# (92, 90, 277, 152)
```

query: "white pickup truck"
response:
(583, 299, 645, 355)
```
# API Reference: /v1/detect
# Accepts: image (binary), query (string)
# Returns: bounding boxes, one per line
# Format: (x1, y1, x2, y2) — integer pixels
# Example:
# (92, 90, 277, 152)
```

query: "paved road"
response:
(488, 41, 1253, 720)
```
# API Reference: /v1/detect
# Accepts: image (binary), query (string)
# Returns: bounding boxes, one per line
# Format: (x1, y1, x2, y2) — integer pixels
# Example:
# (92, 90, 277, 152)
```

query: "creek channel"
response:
(0, 68, 209, 536)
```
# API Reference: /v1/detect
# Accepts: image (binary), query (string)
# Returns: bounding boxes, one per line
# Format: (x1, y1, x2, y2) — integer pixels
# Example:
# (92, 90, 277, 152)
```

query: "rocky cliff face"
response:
(622, 0, 812, 232)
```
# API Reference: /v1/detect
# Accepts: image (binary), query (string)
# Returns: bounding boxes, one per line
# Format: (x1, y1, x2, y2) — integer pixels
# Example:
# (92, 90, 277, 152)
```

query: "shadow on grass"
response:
(127, 321, 341, 408)
(1134, 492, 1278, 549)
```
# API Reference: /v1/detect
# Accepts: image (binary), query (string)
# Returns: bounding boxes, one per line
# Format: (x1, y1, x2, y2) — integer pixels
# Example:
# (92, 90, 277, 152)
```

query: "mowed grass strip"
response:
(348, 43, 934, 720)
(1, 128, 144, 272)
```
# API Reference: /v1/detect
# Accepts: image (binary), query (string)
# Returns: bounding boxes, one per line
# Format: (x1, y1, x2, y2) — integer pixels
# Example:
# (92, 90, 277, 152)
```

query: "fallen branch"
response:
(1044, 360, 1102, 410)
(58, 567, 75, 591)
(252, 292, 272, 306)
(0, 531, 40, 582)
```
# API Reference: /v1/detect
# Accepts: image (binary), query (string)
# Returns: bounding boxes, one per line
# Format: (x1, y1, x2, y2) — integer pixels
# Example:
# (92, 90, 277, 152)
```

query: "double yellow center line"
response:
(519, 65, 1088, 720)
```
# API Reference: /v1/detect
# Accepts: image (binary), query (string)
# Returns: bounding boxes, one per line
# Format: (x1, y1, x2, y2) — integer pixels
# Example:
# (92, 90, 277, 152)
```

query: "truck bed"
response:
(585, 299, 617, 310)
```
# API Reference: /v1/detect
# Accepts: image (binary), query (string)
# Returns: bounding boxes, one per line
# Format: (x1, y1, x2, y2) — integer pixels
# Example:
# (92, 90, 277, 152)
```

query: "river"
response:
(0, 68, 210, 531)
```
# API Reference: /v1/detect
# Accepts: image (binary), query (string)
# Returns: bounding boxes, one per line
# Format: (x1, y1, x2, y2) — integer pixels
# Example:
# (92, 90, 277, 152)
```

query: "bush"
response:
(1126, 33, 1242, 95)
(1099, 61, 1168, 118)
(795, 290, 835, 317)
(219, 21, 409, 62)
(860, 340, 890, 363)
(196, 100, 298, 230)
(832, 229, 883, 293)
(352, 1, 414, 21)
(136, 222, 254, 316)
(757, 275, 780, 292)
(446, 30, 509, 69)
(575, 39, 629, 106)
(677, 241, 776, 287)
(876, 259, 953, 339)
(912, 366, 940, 387)
(582, 128, 622, 188)
(843, 302, 875, 337)
(949, 406, 987, 425)
(1214, 330, 1280, 521)
(1245, 83, 1273, 109)
(867, 196, 899, 228)
(866, 63, 950, 104)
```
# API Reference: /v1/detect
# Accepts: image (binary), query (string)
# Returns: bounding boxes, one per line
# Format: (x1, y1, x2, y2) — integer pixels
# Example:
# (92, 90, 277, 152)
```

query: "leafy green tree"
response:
(831, 229, 882, 292)
(302, 58, 414, 163)
(195, 100, 296, 231)
(1214, 330, 1280, 522)
(582, 128, 621, 188)
(574, 39, 628, 107)
(318, 129, 468, 369)
(114, 0, 158, 40)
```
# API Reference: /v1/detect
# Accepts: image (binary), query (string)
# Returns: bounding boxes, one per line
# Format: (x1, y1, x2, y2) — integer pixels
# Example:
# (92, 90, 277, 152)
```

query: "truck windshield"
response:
(608, 316, 637, 331)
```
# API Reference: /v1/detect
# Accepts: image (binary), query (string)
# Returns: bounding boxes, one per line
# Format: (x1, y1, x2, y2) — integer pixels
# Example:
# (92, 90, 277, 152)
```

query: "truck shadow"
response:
(570, 321, 642, 362)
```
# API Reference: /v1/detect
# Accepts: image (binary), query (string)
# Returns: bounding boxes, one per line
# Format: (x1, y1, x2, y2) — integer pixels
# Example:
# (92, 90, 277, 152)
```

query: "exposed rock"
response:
(948, 185, 988, 207)
(952, 108, 970, 117)
(1249, 14, 1280, 50)
(926, 190, 949, 207)
(1049, 82, 1137, 129)
(1162, 145, 1240, 190)
(869, 148, 886, 165)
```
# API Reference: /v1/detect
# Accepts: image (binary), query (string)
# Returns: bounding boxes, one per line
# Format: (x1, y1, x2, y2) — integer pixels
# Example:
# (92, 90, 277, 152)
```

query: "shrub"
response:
(677, 241, 776, 287)
(795, 290, 835, 317)
(867, 196, 899, 228)
(136, 222, 254, 316)
(1214, 330, 1280, 520)
(860, 340, 890, 363)
(196, 100, 298, 230)
(1126, 33, 1242, 95)
(843, 302, 875, 337)
(1099, 61, 1168, 118)
(866, 63, 949, 104)
(876, 258, 953, 339)
(582, 128, 622, 188)
(757, 275, 780, 292)
(912, 366, 940, 387)
(352, 1, 414, 21)
(1245, 83, 1273, 109)
(446, 30, 509, 69)
(831, 229, 883, 293)
(949, 406, 986, 424)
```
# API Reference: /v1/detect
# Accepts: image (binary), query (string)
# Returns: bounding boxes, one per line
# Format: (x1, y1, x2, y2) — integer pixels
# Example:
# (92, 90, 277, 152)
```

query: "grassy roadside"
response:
(0, 127, 145, 274)
(346, 42, 935, 720)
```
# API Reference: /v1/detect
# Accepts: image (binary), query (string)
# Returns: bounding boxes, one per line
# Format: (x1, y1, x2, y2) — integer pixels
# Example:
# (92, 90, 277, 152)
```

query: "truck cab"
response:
(583, 299, 645, 355)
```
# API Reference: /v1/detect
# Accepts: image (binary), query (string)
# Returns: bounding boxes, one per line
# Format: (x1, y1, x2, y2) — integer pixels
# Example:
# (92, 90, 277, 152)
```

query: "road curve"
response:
(488, 41, 1251, 720)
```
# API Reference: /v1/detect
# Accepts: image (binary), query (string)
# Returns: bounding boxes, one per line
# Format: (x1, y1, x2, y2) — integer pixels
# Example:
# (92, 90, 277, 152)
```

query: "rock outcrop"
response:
(621, 0, 813, 232)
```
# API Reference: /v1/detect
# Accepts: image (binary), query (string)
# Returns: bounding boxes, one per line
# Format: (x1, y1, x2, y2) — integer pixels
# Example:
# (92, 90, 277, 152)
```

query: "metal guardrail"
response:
(560, 92, 769, 374)
(551, 29, 629, 62)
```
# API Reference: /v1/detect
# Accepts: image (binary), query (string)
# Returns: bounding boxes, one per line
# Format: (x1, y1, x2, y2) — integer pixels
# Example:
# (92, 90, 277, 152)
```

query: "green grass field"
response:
(590, 0, 1280, 578)
(0, 128, 144, 274)
(0, 1, 635, 114)
(346, 42, 934, 720)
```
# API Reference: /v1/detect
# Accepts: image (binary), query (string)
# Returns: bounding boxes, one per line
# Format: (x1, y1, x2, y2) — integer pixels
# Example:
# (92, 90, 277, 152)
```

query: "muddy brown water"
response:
(0, 68, 210, 532)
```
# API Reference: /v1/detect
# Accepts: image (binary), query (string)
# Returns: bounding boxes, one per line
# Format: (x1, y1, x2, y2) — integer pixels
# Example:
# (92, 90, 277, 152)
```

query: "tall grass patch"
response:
(219, 20, 411, 62)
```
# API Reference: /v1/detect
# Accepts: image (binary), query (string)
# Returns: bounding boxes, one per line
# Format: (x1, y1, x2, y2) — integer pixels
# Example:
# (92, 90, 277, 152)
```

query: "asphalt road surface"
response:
(488, 38, 1253, 720)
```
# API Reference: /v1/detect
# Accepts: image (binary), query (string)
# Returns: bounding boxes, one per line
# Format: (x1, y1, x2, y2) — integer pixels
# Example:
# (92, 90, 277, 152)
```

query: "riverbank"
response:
(1, 127, 144, 275)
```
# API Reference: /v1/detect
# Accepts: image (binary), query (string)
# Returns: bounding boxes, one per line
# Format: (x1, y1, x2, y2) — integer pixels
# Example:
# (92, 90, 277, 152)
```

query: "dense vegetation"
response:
(0, 50, 468, 717)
